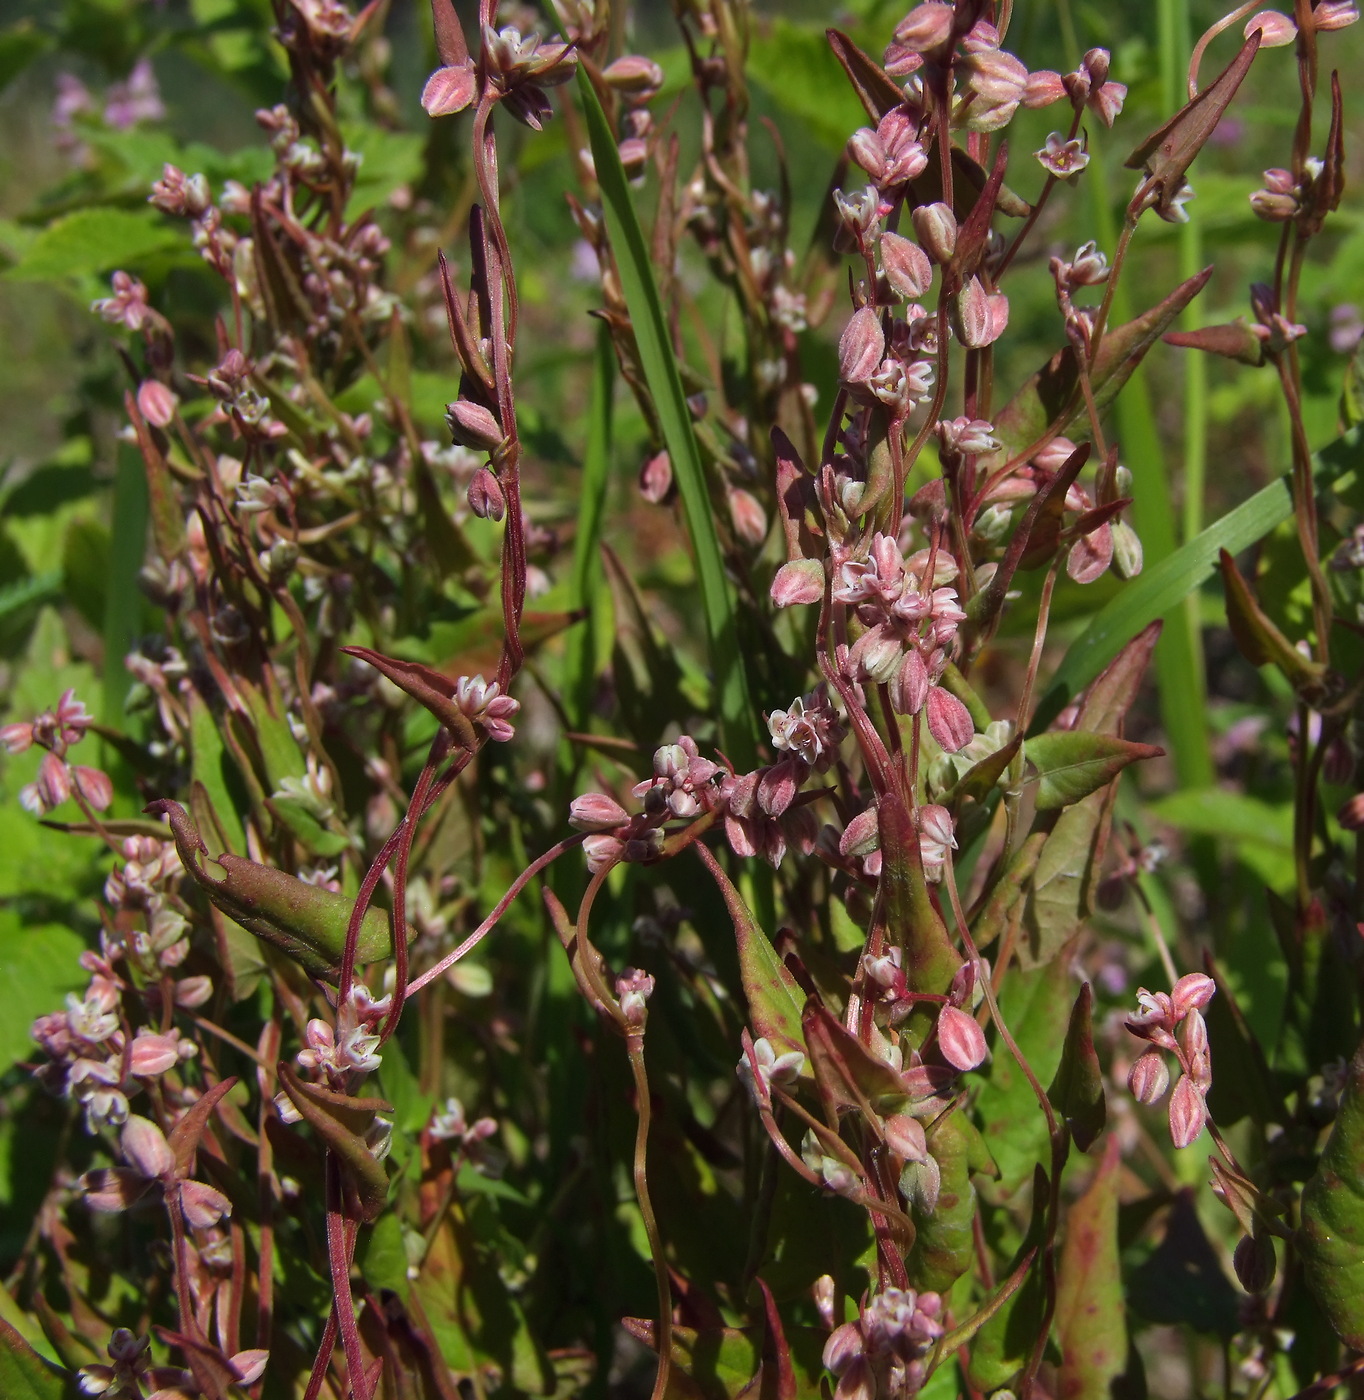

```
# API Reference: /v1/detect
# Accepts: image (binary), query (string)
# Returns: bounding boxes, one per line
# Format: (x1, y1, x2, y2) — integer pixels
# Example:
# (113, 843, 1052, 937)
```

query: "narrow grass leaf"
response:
(578, 70, 757, 767)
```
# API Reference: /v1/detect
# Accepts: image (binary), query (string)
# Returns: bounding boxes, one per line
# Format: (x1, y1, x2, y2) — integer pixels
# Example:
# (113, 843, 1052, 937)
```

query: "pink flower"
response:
(1168, 1075, 1208, 1149)
(129, 1030, 179, 1078)
(937, 1004, 988, 1072)
(454, 675, 519, 742)
(1036, 132, 1090, 179)
(92, 272, 152, 331)
(926, 685, 974, 753)
(122, 1115, 174, 1179)
(1128, 1050, 1170, 1104)
(568, 793, 630, 832)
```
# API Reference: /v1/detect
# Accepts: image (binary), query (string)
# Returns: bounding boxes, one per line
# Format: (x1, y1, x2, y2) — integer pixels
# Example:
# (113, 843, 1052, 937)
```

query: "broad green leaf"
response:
(0, 911, 86, 1075)
(698, 845, 806, 1065)
(1055, 1138, 1127, 1400)
(578, 70, 757, 769)
(906, 1112, 976, 1294)
(748, 21, 868, 150)
(6, 208, 182, 283)
(1024, 733, 1162, 812)
(359, 1212, 411, 1301)
(1047, 984, 1105, 1152)
(0, 1318, 74, 1400)
(1300, 1037, 1364, 1350)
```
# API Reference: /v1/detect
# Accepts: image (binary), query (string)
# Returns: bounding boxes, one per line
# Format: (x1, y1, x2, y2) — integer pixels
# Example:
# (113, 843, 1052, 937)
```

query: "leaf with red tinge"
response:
(277, 1063, 392, 1221)
(1024, 732, 1163, 812)
(1125, 31, 1262, 220)
(1164, 319, 1264, 366)
(878, 790, 959, 998)
(1056, 1137, 1127, 1400)
(168, 1076, 239, 1181)
(1218, 549, 1327, 696)
(1048, 984, 1106, 1152)
(697, 845, 806, 1068)
(802, 998, 908, 1120)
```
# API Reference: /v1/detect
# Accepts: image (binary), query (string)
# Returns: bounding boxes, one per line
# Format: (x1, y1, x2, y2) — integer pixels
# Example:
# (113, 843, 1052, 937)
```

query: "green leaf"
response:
(697, 845, 806, 1066)
(1047, 983, 1105, 1152)
(6, 208, 182, 283)
(578, 70, 757, 769)
(906, 1112, 977, 1294)
(1300, 1036, 1364, 1350)
(1056, 1138, 1127, 1400)
(0, 911, 86, 1076)
(0, 23, 52, 96)
(748, 21, 868, 150)
(1024, 732, 1163, 812)
(0, 1318, 75, 1400)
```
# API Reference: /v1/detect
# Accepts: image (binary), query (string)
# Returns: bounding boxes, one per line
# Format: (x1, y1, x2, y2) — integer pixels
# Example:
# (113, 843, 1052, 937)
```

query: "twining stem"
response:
(627, 1038, 672, 1400)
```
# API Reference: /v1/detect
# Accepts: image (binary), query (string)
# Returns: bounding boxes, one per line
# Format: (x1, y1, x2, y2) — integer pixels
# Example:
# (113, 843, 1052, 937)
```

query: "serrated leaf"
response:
(1300, 1037, 1364, 1350)
(1024, 732, 1163, 812)
(6, 208, 182, 282)
(1047, 984, 1105, 1152)
(1056, 1137, 1126, 1400)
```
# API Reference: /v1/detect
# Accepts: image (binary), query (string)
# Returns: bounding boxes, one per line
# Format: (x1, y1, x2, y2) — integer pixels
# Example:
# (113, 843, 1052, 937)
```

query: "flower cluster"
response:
(1126, 972, 1217, 1148)
(823, 1286, 946, 1400)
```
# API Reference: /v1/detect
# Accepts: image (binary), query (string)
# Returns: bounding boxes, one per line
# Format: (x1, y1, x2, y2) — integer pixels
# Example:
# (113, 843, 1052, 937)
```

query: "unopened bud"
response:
(1168, 1074, 1208, 1149)
(771, 558, 825, 607)
(1111, 519, 1144, 578)
(1128, 1049, 1170, 1104)
(952, 277, 1007, 348)
(884, 1112, 928, 1162)
(729, 488, 767, 546)
(839, 306, 886, 384)
(911, 202, 957, 263)
(136, 380, 178, 428)
(1338, 793, 1364, 830)
(122, 1116, 174, 1180)
(892, 2, 956, 56)
(602, 55, 665, 95)
(937, 1004, 987, 1072)
(881, 231, 933, 301)
(840, 806, 880, 858)
(446, 398, 503, 452)
(638, 449, 672, 503)
(1233, 1233, 1277, 1293)
(926, 684, 974, 753)
(1245, 10, 1297, 45)
(467, 466, 505, 521)
(179, 1178, 232, 1229)
(422, 64, 476, 117)
(568, 792, 629, 831)
(1171, 972, 1216, 1019)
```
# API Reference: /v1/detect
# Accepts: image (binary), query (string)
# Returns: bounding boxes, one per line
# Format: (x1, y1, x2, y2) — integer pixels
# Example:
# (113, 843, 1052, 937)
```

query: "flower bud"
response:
(840, 806, 880, 858)
(175, 975, 214, 1008)
(422, 64, 476, 117)
(583, 832, 625, 874)
(122, 1115, 174, 1180)
(838, 306, 885, 385)
(1338, 794, 1364, 830)
(230, 1351, 271, 1386)
(813, 1274, 837, 1330)
(1168, 1074, 1208, 1149)
(73, 765, 114, 811)
(771, 558, 825, 607)
(926, 685, 974, 753)
(446, 398, 503, 451)
(638, 449, 672, 503)
(129, 1030, 180, 1078)
(937, 1004, 988, 1072)
(1233, 1233, 1277, 1293)
(467, 466, 506, 521)
(892, 2, 956, 56)
(1111, 520, 1144, 579)
(884, 1112, 928, 1163)
(602, 55, 665, 95)
(136, 379, 178, 428)
(1128, 1049, 1170, 1104)
(1171, 972, 1216, 1019)
(891, 648, 930, 716)
(952, 277, 1007, 348)
(822, 1322, 865, 1376)
(1245, 10, 1297, 45)
(880, 232, 933, 301)
(911, 202, 957, 263)
(729, 488, 768, 546)
(179, 1178, 232, 1229)
(568, 792, 630, 831)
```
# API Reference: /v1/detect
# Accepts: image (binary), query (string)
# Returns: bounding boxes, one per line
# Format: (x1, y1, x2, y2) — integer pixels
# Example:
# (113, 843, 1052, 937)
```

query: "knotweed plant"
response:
(0, 1, 1362, 1398)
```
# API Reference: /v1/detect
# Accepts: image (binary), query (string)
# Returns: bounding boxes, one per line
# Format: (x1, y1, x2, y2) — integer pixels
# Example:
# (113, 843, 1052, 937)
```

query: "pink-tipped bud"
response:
(953, 277, 1007, 348)
(1023, 69, 1067, 106)
(771, 558, 824, 607)
(447, 399, 503, 451)
(937, 1004, 987, 1072)
(880, 232, 933, 301)
(129, 1030, 180, 1078)
(729, 488, 768, 546)
(1314, 0, 1359, 30)
(175, 976, 214, 1008)
(583, 832, 625, 874)
(230, 1350, 271, 1386)
(122, 1116, 174, 1180)
(1171, 972, 1216, 1019)
(638, 449, 673, 503)
(840, 806, 880, 858)
(925, 685, 974, 753)
(602, 55, 665, 95)
(179, 1179, 232, 1229)
(1128, 1049, 1170, 1104)
(73, 765, 113, 811)
(822, 1322, 866, 1376)
(568, 793, 629, 832)
(1245, 10, 1297, 45)
(813, 1274, 837, 1330)
(839, 306, 885, 385)
(616, 967, 654, 1030)
(467, 466, 505, 521)
(422, 64, 476, 117)
(1233, 1233, 1277, 1293)
(136, 379, 177, 428)
(911, 202, 957, 263)
(884, 1112, 928, 1163)
(892, 2, 956, 56)
(1168, 1074, 1208, 1149)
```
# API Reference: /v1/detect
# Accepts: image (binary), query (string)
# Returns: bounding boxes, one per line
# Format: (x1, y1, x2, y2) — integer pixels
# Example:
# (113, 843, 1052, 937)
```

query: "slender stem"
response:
(627, 1038, 672, 1400)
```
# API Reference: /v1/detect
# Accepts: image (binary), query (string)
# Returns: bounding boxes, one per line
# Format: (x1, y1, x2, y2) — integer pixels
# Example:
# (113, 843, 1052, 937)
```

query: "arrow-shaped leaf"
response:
(1047, 984, 1105, 1152)
(1024, 732, 1162, 811)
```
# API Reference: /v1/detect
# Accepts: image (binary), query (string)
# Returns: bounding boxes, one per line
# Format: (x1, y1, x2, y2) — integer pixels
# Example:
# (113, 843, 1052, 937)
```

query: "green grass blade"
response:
(566, 321, 615, 727)
(578, 70, 758, 768)
(1034, 474, 1294, 729)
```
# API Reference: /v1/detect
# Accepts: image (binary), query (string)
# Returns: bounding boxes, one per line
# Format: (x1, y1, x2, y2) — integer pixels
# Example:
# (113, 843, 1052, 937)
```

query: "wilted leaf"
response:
(1047, 984, 1105, 1152)
(1300, 1037, 1364, 1350)
(1056, 1137, 1126, 1399)
(1024, 733, 1163, 812)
